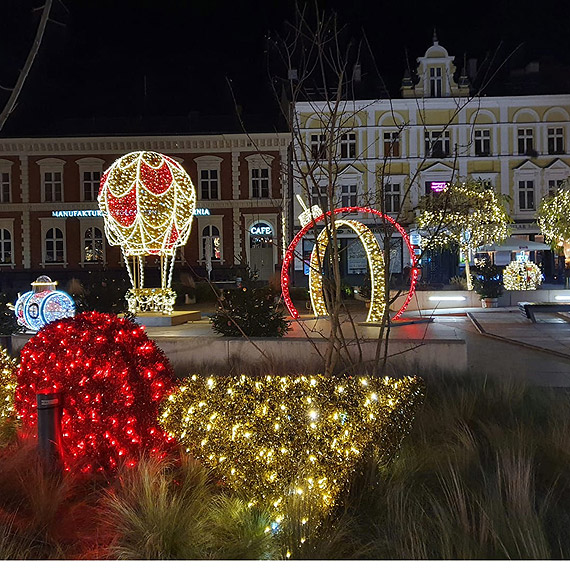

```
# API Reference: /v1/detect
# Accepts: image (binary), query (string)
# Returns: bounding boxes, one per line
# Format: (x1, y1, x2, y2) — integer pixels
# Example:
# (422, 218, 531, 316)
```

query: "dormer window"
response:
(429, 67, 442, 97)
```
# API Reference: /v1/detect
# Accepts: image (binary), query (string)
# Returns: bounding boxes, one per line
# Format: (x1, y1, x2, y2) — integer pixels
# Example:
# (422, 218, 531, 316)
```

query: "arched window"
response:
(45, 227, 64, 263)
(84, 226, 104, 262)
(202, 225, 221, 261)
(0, 228, 12, 263)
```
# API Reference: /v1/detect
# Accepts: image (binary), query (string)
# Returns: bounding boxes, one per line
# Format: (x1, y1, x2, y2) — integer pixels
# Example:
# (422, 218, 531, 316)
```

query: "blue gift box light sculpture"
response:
(15, 276, 75, 332)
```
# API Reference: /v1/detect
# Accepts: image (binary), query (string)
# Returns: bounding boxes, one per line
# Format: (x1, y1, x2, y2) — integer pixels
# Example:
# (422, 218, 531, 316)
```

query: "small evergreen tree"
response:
(472, 258, 504, 299)
(0, 293, 23, 335)
(211, 287, 290, 337)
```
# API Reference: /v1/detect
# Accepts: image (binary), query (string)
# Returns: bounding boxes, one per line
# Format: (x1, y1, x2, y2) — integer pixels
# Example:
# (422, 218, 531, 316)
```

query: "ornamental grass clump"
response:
(100, 455, 277, 560)
(343, 370, 570, 559)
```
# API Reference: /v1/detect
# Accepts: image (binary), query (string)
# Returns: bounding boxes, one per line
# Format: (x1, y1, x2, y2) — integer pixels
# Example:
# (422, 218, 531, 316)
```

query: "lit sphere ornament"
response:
(98, 151, 196, 314)
(503, 260, 543, 290)
(15, 312, 176, 474)
(15, 276, 75, 331)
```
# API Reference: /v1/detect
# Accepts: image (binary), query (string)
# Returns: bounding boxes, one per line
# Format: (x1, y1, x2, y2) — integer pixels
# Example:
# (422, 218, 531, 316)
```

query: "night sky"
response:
(0, 0, 569, 136)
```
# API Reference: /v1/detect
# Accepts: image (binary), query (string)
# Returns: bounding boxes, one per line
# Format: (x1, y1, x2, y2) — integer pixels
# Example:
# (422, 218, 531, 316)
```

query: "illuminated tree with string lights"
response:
(416, 179, 511, 290)
(537, 181, 570, 269)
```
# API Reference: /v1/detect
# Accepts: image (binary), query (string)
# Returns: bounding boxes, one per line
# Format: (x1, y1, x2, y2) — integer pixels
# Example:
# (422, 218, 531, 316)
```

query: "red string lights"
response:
(15, 312, 176, 474)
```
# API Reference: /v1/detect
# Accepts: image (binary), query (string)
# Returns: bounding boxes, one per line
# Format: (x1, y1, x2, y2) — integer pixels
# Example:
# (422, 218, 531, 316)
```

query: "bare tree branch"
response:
(0, 0, 53, 133)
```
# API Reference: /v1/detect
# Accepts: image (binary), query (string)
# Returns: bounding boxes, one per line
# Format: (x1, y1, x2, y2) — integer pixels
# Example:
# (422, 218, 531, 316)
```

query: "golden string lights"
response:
(0, 347, 17, 424)
(309, 219, 385, 323)
(159, 373, 423, 531)
(98, 151, 196, 314)
(537, 185, 570, 267)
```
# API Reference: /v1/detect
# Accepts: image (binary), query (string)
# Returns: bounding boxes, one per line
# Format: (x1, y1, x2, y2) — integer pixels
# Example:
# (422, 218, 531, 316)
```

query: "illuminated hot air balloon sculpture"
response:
(98, 151, 196, 315)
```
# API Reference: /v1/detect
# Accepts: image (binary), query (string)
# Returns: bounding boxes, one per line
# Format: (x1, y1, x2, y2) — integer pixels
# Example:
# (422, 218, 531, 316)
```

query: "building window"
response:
(517, 128, 535, 156)
(45, 227, 64, 263)
(202, 225, 221, 261)
(200, 169, 219, 200)
(340, 184, 357, 207)
(310, 134, 327, 160)
(429, 67, 442, 97)
(383, 132, 400, 157)
(548, 127, 564, 154)
(548, 179, 565, 197)
(245, 154, 274, 199)
(518, 180, 535, 211)
(43, 171, 63, 202)
(0, 172, 10, 203)
(384, 183, 401, 213)
(311, 186, 328, 211)
(340, 132, 356, 159)
(251, 168, 269, 198)
(194, 156, 222, 200)
(83, 226, 104, 262)
(0, 228, 12, 264)
(425, 130, 450, 158)
(474, 129, 491, 156)
(82, 170, 101, 201)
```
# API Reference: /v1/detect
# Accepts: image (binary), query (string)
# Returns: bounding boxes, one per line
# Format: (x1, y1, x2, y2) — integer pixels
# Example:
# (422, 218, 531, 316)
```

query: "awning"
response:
(477, 237, 551, 252)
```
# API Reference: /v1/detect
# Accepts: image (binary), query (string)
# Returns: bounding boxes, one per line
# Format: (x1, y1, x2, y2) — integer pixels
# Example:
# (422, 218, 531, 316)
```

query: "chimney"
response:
(467, 58, 477, 82)
(353, 63, 362, 83)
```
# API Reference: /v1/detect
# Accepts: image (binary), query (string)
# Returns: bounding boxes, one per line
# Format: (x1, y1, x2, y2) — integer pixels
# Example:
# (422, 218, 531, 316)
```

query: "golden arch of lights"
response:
(309, 219, 385, 323)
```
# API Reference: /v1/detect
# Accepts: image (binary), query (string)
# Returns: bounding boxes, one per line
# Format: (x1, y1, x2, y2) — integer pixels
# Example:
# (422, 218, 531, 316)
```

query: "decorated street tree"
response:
(416, 179, 511, 290)
(537, 182, 570, 269)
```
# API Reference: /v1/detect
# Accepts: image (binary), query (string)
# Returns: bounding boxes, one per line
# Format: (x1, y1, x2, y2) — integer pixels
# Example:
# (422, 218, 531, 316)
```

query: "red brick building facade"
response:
(0, 133, 290, 293)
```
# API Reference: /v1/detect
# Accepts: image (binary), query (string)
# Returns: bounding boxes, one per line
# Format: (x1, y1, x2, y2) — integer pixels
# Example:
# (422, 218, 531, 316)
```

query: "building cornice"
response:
(0, 199, 282, 212)
(296, 93, 570, 114)
(0, 133, 289, 155)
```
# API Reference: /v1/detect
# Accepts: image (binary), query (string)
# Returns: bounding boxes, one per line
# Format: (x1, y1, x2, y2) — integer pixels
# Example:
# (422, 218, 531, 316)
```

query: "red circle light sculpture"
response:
(15, 312, 176, 474)
(281, 207, 419, 321)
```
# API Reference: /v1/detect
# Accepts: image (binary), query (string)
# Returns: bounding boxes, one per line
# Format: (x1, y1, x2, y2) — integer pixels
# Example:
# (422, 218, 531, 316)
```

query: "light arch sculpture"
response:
(281, 207, 419, 322)
(309, 219, 386, 323)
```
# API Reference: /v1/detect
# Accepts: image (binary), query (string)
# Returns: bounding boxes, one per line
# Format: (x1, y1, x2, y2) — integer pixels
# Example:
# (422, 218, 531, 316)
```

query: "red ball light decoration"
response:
(15, 312, 176, 474)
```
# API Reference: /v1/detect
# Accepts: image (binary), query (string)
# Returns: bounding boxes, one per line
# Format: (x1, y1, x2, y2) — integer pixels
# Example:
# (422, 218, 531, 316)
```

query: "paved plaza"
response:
(142, 303, 570, 387)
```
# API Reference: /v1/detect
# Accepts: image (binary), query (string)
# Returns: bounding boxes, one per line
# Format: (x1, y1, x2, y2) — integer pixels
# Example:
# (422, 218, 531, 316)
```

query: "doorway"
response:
(249, 221, 275, 281)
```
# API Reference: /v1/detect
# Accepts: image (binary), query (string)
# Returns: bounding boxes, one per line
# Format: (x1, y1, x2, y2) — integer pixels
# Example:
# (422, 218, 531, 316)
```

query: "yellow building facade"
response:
(291, 37, 570, 283)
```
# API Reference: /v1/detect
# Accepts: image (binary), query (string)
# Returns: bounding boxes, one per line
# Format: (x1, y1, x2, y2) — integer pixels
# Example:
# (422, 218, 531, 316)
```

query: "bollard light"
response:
(36, 390, 63, 469)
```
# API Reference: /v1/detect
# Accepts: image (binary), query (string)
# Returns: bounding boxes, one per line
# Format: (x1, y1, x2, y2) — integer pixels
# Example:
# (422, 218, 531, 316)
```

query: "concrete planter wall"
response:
(390, 288, 570, 313)
(152, 336, 467, 378)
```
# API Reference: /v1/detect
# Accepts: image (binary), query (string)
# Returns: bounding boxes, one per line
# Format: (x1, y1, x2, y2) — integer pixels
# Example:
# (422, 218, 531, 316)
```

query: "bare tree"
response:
(254, 3, 519, 376)
(0, 0, 53, 133)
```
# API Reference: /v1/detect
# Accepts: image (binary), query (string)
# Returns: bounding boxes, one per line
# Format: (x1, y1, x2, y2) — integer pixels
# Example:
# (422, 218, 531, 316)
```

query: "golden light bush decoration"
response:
(159, 374, 423, 530)
(416, 179, 511, 289)
(0, 346, 17, 423)
(503, 260, 542, 290)
(537, 183, 570, 248)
